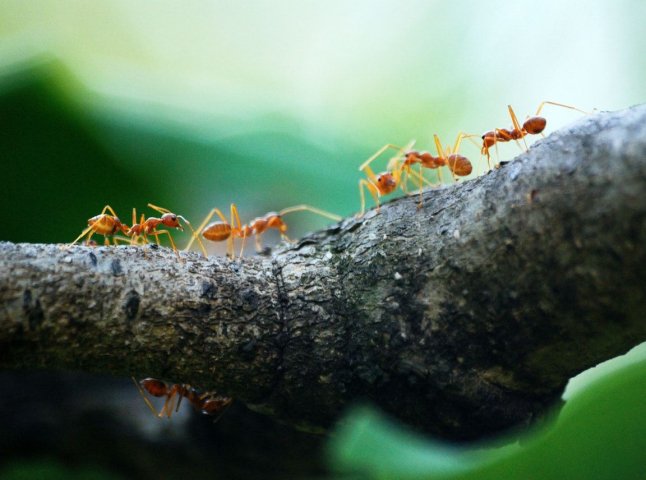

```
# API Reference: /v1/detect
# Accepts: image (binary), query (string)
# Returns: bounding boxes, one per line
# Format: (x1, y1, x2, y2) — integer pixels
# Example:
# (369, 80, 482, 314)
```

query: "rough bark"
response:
(1, 105, 646, 441)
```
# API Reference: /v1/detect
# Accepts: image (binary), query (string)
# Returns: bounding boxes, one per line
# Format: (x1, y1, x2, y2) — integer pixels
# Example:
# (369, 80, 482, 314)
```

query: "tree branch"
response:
(2, 105, 646, 440)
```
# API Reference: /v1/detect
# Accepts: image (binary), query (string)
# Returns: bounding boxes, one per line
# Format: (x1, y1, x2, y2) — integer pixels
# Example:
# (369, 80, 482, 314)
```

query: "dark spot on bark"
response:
(346, 222, 362, 233)
(294, 239, 319, 250)
(201, 281, 216, 299)
(111, 259, 123, 276)
(258, 246, 272, 257)
(124, 291, 140, 320)
(241, 289, 259, 310)
(23, 289, 31, 308)
(150, 243, 159, 250)
(240, 338, 257, 360)
(23, 289, 44, 330)
(276, 332, 289, 348)
(88, 252, 97, 267)
(194, 302, 211, 316)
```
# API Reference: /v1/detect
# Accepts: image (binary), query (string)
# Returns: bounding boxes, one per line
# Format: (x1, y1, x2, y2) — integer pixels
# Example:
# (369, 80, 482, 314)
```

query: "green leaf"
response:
(328, 359, 646, 480)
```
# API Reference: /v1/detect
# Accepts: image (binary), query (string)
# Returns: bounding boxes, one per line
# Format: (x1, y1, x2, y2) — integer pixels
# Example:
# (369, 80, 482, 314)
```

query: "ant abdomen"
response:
(523, 116, 547, 135)
(202, 222, 233, 242)
(140, 378, 168, 397)
(447, 154, 472, 176)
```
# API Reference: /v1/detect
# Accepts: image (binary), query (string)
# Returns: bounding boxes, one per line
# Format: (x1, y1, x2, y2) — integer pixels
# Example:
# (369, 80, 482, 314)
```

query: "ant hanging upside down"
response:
(133, 377, 233, 419)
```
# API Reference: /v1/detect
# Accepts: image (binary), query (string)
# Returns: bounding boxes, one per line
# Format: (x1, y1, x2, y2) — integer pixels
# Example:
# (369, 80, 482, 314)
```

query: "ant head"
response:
(376, 172, 397, 195)
(201, 396, 232, 415)
(161, 213, 183, 230)
(266, 214, 287, 233)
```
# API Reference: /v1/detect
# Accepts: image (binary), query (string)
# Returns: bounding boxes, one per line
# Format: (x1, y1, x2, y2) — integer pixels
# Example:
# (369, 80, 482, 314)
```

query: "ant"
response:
(127, 203, 207, 258)
(358, 140, 433, 214)
(481, 101, 588, 166)
(70, 205, 130, 246)
(358, 135, 474, 214)
(133, 377, 233, 419)
(185, 204, 342, 258)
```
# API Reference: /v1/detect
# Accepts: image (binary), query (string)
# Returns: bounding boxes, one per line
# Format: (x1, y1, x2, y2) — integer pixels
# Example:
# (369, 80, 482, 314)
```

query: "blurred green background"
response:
(1, 1, 646, 479)
(2, 0, 645, 250)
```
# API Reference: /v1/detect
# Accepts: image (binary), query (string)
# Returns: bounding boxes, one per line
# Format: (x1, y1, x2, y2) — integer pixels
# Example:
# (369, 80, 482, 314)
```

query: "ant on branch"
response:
(432, 133, 475, 179)
(70, 205, 130, 246)
(480, 101, 588, 166)
(185, 204, 342, 258)
(127, 203, 207, 258)
(357, 140, 432, 214)
(133, 377, 233, 419)
(358, 135, 476, 214)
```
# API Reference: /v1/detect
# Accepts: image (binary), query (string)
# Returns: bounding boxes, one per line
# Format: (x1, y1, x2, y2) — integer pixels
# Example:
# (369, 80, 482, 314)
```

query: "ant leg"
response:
(147, 203, 171, 215)
(535, 100, 589, 116)
(508, 105, 529, 151)
(161, 385, 184, 418)
(358, 143, 407, 172)
(132, 377, 162, 418)
(415, 164, 423, 207)
(150, 230, 181, 260)
(278, 205, 342, 222)
(100, 205, 120, 218)
(112, 236, 134, 246)
(358, 179, 380, 216)
(70, 224, 97, 247)
(453, 132, 482, 153)
(184, 207, 229, 252)
(174, 215, 208, 258)
(254, 234, 263, 253)
(493, 129, 504, 165)
(129, 209, 138, 245)
(230, 204, 244, 259)
(434, 135, 456, 182)
(174, 389, 185, 413)
(458, 133, 489, 173)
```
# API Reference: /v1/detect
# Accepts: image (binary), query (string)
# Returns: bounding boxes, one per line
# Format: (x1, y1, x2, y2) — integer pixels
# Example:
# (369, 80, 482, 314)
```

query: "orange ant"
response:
(70, 205, 130, 246)
(127, 203, 207, 258)
(481, 101, 588, 166)
(185, 204, 342, 258)
(358, 140, 434, 214)
(133, 377, 232, 419)
(358, 135, 474, 214)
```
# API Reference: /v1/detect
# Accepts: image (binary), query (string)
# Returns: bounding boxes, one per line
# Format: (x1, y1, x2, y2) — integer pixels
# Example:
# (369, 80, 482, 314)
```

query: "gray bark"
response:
(1, 104, 646, 441)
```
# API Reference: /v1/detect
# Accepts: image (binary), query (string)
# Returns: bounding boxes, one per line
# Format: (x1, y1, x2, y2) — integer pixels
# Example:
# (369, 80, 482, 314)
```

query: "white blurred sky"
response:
(1, 0, 644, 148)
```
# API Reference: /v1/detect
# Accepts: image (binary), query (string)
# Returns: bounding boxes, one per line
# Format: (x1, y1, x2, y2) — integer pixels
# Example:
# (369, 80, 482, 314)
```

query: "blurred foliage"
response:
(0, 61, 356, 246)
(328, 358, 646, 480)
(0, 458, 122, 480)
